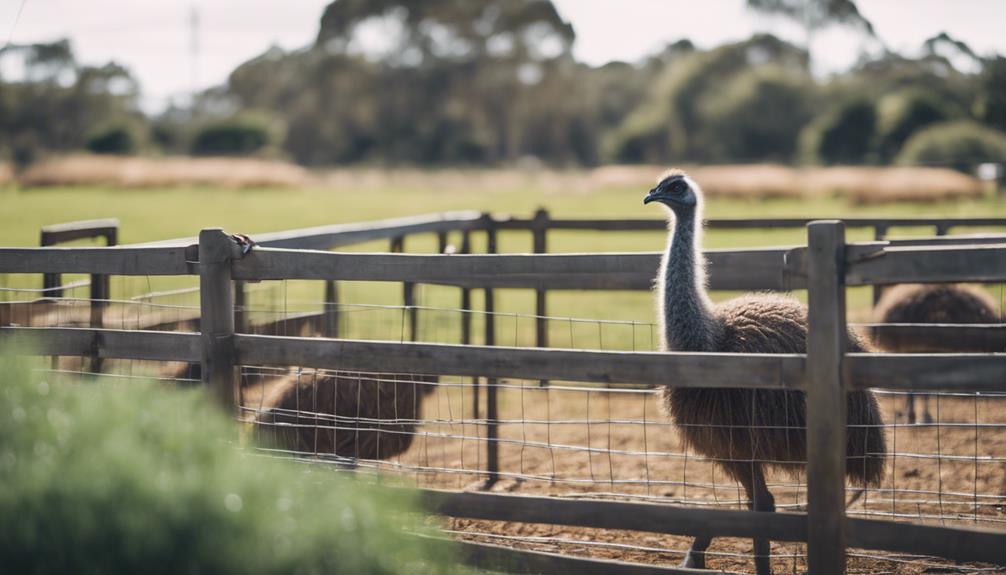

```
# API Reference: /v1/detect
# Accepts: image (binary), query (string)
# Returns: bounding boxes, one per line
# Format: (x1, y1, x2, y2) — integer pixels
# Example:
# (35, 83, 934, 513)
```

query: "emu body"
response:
(874, 283, 1000, 424)
(254, 371, 437, 461)
(645, 170, 887, 574)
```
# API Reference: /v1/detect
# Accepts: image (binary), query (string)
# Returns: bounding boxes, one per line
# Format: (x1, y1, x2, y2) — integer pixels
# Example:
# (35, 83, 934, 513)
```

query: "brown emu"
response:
(874, 283, 1000, 424)
(253, 371, 438, 461)
(644, 169, 887, 574)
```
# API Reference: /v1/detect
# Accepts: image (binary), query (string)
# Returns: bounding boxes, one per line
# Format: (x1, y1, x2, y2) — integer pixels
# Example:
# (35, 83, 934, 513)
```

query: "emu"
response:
(644, 169, 887, 574)
(254, 371, 438, 461)
(874, 283, 1000, 424)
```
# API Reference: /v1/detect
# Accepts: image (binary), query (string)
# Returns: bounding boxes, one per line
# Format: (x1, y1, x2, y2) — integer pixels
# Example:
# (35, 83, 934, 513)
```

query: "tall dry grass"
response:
(18, 155, 310, 189)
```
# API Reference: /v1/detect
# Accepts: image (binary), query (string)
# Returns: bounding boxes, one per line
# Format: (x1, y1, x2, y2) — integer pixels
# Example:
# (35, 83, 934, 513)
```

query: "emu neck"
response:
(660, 206, 718, 352)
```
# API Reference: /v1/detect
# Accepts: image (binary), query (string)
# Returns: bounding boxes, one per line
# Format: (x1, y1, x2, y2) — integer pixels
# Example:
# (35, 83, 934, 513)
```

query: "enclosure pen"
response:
(2, 211, 1006, 574)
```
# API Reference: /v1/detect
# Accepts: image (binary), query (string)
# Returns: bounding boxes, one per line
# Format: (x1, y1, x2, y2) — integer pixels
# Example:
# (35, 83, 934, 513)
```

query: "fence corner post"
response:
(198, 228, 239, 413)
(807, 220, 848, 574)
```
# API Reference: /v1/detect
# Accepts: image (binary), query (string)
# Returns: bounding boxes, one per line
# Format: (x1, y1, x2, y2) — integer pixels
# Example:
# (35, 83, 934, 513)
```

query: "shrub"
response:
(875, 90, 952, 161)
(799, 98, 877, 165)
(896, 120, 1006, 173)
(191, 117, 272, 156)
(0, 356, 457, 574)
(85, 123, 142, 155)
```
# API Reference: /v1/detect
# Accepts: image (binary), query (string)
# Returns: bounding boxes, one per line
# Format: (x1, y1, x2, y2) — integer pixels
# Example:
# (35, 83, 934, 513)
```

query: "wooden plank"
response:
(232, 247, 799, 291)
(419, 489, 806, 543)
(846, 516, 1006, 566)
(845, 353, 1006, 392)
(198, 229, 239, 411)
(0, 246, 194, 276)
(805, 220, 848, 574)
(846, 243, 1006, 285)
(129, 211, 485, 249)
(445, 537, 716, 575)
(40, 218, 119, 245)
(233, 335, 806, 390)
(862, 323, 1006, 353)
(0, 327, 200, 362)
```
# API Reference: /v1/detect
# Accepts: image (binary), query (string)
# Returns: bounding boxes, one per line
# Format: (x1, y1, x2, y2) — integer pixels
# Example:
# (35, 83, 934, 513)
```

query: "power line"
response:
(3, 0, 29, 50)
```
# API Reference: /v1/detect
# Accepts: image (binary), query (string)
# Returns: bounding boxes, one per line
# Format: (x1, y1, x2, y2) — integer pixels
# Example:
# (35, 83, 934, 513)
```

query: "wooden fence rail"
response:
(3, 221, 1006, 573)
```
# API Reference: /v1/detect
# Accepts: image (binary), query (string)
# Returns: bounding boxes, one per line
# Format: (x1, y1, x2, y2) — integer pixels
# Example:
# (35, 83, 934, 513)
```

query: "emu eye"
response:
(673, 180, 687, 193)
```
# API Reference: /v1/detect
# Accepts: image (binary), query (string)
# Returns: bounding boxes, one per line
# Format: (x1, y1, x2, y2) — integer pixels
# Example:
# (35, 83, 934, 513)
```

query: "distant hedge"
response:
(799, 98, 877, 165)
(86, 124, 141, 155)
(0, 357, 457, 575)
(191, 118, 271, 156)
(875, 90, 952, 162)
(896, 121, 1006, 173)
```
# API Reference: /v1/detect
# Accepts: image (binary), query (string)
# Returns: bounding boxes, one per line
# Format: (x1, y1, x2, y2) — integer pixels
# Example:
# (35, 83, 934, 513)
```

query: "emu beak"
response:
(643, 188, 660, 205)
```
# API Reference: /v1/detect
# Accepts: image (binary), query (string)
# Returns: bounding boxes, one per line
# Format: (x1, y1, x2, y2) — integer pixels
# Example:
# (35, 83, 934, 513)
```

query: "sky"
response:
(2, 0, 1004, 112)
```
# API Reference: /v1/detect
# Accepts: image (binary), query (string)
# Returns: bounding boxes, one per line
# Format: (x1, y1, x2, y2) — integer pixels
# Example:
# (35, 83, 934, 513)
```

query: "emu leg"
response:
(738, 463, 776, 575)
(920, 394, 934, 424)
(680, 535, 711, 569)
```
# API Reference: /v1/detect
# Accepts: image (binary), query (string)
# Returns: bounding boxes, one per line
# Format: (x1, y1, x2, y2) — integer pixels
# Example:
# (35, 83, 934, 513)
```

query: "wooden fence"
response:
(2, 222, 1006, 573)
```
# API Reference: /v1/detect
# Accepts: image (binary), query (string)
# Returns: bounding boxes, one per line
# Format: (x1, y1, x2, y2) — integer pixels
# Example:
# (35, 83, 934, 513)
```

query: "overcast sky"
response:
(3, 0, 1004, 112)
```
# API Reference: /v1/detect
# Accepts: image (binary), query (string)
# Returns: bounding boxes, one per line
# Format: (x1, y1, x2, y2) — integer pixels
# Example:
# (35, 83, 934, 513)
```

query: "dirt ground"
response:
(240, 373, 1006, 574)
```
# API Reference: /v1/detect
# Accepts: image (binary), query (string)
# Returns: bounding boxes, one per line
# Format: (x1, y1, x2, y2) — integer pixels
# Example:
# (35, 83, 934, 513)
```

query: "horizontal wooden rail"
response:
(845, 352, 1006, 392)
(233, 334, 806, 389)
(846, 243, 1006, 285)
(863, 323, 1006, 352)
(233, 246, 802, 291)
(419, 488, 1006, 567)
(420, 489, 804, 542)
(40, 218, 119, 246)
(129, 211, 485, 249)
(0, 246, 194, 276)
(0, 327, 200, 362)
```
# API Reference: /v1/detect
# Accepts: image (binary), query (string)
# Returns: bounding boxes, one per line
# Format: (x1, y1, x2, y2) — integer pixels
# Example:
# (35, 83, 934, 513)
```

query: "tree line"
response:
(2, 0, 1006, 171)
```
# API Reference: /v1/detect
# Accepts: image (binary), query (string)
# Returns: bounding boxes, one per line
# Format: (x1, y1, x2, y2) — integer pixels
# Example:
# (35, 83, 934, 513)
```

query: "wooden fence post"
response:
(806, 220, 848, 574)
(871, 225, 887, 305)
(233, 281, 247, 333)
(199, 229, 239, 412)
(391, 235, 418, 341)
(323, 280, 340, 338)
(484, 219, 499, 489)
(532, 208, 549, 387)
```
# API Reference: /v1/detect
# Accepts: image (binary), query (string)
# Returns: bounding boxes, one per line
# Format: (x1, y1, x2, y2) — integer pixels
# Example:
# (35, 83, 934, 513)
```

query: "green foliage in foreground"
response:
(0, 357, 457, 575)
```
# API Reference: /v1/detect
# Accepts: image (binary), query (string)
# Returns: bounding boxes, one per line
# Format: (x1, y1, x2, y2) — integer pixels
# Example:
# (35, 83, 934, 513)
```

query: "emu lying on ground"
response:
(253, 371, 438, 461)
(644, 169, 887, 575)
(874, 283, 1000, 424)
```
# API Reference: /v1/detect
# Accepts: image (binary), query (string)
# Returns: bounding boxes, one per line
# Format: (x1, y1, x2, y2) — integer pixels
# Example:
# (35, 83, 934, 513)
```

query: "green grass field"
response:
(3, 183, 1005, 350)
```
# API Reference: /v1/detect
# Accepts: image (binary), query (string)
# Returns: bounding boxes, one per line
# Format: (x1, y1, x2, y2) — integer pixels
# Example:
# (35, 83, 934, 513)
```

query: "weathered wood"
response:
(845, 353, 1006, 392)
(323, 280, 339, 338)
(232, 247, 800, 290)
(233, 335, 806, 389)
(846, 243, 1006, 286)
(446, 537, 718, 575)
(39, 218, 120, 245)
(846, 516, 1006, 566)
(419, 489, 806, 543)
(131, 211, 484, 249)
(0, 327, 200, 362)
(0, 246, 194, 276)
(460, 229, 473, 346)
(862, 323, 1006, 353)
(484, 224, 500, 487)
(532, 208, 549, 387)
(805, 220, 848, 574)
(390, 235, 418, 342)
(199, 229, 239, 412)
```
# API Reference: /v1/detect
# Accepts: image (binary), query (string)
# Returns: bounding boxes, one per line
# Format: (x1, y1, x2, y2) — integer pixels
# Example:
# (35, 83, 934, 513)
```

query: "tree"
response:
(747, 0, 874, 68)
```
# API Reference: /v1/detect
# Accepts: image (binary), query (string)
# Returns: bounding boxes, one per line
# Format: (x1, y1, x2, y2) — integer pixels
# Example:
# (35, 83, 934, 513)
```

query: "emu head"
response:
(643, 169, 698, 211)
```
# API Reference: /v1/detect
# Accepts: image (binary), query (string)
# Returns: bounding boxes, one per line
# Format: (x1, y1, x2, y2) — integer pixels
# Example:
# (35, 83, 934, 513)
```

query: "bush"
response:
(896, 120, 1006, 173)
(799, 98, 877, 165)
(875, 90, 952, 161)
(85, 124, 142, 155)
(703, 67, 814, 162)
(191, 117, 272, 156)
(0, 357, 457, 574)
